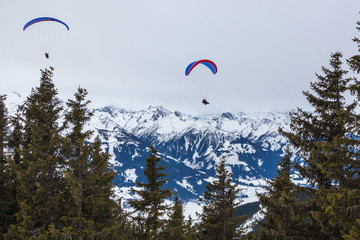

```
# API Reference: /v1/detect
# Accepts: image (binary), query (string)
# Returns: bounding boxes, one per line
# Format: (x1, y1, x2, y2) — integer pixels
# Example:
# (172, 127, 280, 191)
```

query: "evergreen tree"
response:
(3, 113, 23, 239)
(0, 94, 14, 239)
(0, 94, 7, 170)
(163, 196, 185, 240)
(347, 19, 360, 74)
(129, 145, 172, 240)
(280, 52, 360, 239)
(0, 96, 21, 239)
(86, 135, 119, 237)
(343, 219, 360, 240)
(184, 215, 197, 240)
(342, 17, 360, 240)
(7, 113, 22, 168)
(53, 87, 97, 238)
(0, 94, 8, 237)
(5, 67, 66, 239)
(282, 52, 357, 189)
(197, 158, 246, 240)
(110, 198, 133, 240)
(257, 147, 322, 239)
(51, 87, 120, 239)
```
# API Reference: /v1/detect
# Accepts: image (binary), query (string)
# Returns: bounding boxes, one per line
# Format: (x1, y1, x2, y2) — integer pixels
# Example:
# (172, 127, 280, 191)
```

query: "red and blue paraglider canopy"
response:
(185, 59, 217, 76)
(23, 17, 69, 31)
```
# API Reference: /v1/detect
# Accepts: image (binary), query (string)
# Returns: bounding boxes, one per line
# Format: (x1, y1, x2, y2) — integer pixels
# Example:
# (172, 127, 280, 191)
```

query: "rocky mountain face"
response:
(88, 105, 291, 204)
(5, 91, 292, 210)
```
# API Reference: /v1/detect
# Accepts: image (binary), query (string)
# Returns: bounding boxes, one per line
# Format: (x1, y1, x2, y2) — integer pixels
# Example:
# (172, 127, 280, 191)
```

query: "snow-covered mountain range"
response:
(5, 91, 293, 218)
(89, 103, 293, 203)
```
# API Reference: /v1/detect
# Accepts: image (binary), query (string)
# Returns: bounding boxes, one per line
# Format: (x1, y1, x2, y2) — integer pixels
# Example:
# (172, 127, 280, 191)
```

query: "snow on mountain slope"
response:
(90, 104, 291, 204)
(4, 91, 292, 220)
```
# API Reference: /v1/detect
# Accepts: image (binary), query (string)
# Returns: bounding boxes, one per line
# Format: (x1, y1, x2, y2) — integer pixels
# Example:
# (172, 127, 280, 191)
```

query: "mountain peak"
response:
(220, 112, 236, 120)
(147, 105, 171, 112)
(146, 106, 172, 121)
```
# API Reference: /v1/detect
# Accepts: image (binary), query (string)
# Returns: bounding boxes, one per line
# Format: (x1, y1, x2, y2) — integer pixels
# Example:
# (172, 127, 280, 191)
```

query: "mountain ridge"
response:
(4, 91, 292, 216)
(86, 102, 292, 206)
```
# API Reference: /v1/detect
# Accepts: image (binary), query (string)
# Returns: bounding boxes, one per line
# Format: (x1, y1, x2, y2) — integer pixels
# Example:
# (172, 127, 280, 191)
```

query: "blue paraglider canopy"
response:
(23, 17, 69, 31)
(185, 59, 217, 76)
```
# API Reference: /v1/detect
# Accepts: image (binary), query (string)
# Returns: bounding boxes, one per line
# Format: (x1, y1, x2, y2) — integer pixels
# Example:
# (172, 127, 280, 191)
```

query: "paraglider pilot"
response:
(23, 17, 70, 60)
(185, 59, 216, 106)
(202, 98, 210, 105)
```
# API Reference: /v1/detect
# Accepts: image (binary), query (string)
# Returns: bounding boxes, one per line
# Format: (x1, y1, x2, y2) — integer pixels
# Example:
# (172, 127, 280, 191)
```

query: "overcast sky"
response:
(1, 0, 360, 116)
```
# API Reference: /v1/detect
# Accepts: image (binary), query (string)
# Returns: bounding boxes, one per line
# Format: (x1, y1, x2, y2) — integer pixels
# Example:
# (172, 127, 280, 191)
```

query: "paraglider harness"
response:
(202, 99, 210, 105)
(45, 52, 49, 59)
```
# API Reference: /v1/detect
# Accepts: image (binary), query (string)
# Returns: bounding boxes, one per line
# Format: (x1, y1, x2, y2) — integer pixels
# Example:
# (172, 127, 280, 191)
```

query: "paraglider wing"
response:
(23, 17, 70, 31)
(185, 59, 217, 76)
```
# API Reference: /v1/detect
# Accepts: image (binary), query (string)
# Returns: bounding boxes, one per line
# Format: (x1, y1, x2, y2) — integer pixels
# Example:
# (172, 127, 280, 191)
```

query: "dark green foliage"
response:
(280, 52, 360, 239)
(56, 87, 97, 238)
(281, 52, 357, 189)
(0, 94, 7, 165)
(0, 94, 16, 239)
(7, 114, 22, 166)
(2, 113, 23, 239)
(184, 215, 197, 240)
(343, 219, 360, 240)
(257, 147, 322, 239)
(198, 158, 246, 240)
(86, 136, 119, 231)
(129, 145, 172, 239)
(5, 67, 66, 239)
(53, 87, 119, 238)
(0, 94, 8, 235)
(163, 196, 185, 240)
(252, 17, 360, 239)
(342, 17, 360, 240)
(2, 69, 124, 239)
